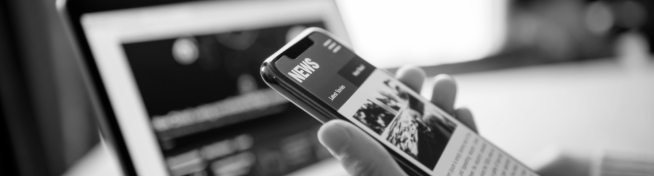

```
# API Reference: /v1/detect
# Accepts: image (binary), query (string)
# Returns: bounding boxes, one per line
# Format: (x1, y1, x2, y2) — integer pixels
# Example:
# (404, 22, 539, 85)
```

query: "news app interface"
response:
(275, 33, 539, 176)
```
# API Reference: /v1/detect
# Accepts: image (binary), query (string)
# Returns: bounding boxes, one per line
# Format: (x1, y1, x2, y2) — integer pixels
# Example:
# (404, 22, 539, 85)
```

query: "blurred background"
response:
(0, 0, 653, 175)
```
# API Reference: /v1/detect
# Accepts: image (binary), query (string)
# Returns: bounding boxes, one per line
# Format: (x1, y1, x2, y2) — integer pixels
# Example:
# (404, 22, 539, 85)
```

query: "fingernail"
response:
(318, 121, 353, 159)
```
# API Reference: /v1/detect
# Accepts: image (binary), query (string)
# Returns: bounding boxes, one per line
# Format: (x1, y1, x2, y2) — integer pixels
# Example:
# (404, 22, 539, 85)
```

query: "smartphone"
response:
(260, 28, 539, 176)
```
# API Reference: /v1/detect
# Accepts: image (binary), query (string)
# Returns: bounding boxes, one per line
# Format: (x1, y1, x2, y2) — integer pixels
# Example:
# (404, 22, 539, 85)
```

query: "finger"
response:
(395, 65, 426, 92)
(318, 120, 407, 176)
(431, 74, 457, 114)
(455, 107, 478, 133)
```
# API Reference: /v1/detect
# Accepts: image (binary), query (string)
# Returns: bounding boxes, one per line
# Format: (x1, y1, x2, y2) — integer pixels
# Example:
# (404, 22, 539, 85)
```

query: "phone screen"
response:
(274, 31, 538, 176)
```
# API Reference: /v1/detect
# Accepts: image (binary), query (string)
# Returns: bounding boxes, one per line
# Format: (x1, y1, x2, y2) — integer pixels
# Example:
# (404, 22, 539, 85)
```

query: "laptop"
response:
(58, 0, 349, 175)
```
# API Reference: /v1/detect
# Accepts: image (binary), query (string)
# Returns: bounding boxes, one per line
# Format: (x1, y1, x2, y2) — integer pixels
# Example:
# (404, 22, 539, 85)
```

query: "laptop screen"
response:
(80, 1, 349, 175)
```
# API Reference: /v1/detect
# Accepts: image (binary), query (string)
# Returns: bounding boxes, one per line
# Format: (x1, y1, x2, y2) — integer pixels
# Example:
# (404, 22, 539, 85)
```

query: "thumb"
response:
(318, 120, 407, 176)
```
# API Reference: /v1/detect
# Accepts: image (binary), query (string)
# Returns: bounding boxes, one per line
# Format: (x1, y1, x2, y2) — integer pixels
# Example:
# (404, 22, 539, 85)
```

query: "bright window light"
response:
(336, 0, 507, 68)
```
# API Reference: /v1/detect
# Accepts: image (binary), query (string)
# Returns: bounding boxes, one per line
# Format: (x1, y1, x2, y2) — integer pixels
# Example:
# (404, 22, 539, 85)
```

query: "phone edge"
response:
(260, 27, 430, 176)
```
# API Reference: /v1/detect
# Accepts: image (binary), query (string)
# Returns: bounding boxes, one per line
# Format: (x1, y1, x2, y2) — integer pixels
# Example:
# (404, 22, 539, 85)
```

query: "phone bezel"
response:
(261, 27, 430, 176)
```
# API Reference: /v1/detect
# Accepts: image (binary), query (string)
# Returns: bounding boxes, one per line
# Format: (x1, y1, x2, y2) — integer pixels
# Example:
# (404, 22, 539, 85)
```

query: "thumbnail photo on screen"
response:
(351, 78, 457, 168)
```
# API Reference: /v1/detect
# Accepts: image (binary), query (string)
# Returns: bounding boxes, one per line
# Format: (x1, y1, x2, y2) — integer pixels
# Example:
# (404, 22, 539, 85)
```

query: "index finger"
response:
(395, 65, 426, 92)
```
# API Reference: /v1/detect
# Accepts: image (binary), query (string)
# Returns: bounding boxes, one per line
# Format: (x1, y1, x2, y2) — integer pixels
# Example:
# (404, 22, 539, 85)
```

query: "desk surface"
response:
(449, 59, 654, 164)
(65, 59, 654, 175)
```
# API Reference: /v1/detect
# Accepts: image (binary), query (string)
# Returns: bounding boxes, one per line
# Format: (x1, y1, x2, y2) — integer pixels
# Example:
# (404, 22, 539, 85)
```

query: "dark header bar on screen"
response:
(285, 57, 320, 83)
(338, 55, 374, 87)
(275, 32, 376, 109)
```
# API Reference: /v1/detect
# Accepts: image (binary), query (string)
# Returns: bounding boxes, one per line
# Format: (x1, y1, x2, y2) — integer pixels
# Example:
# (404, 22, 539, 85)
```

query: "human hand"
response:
(317, 65, 477, 176)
